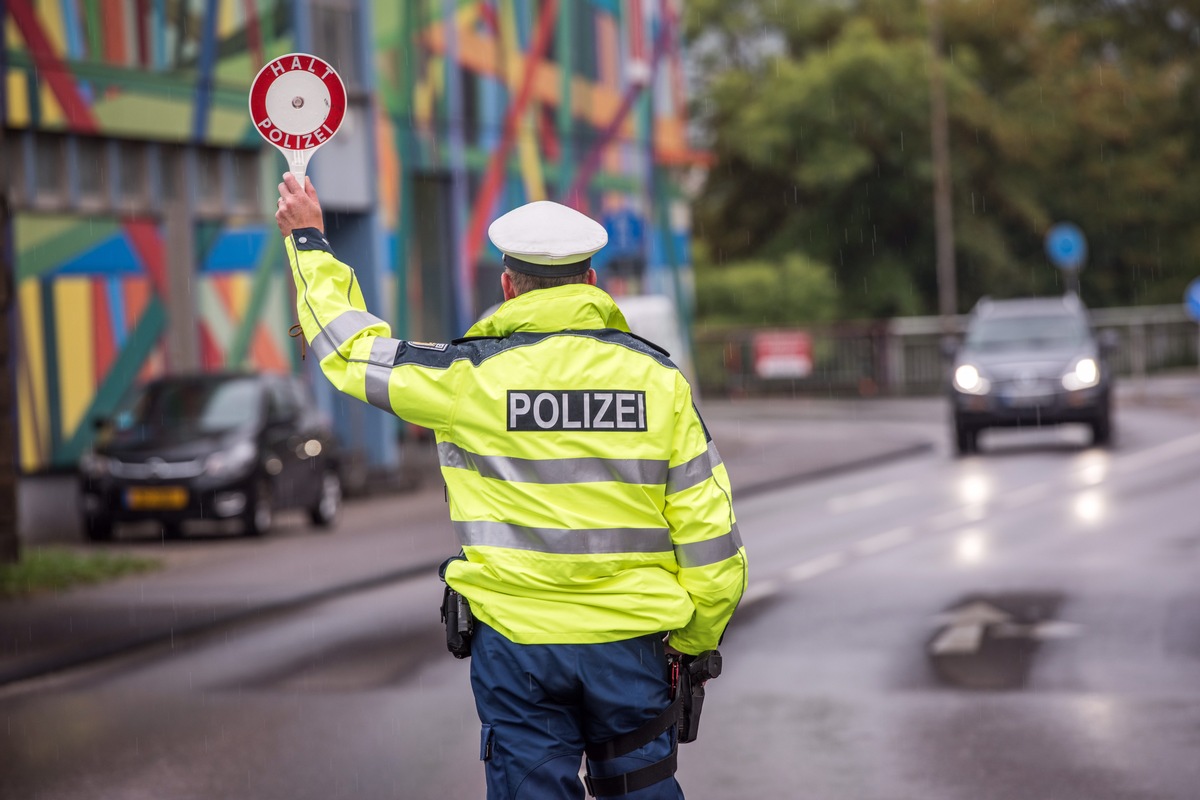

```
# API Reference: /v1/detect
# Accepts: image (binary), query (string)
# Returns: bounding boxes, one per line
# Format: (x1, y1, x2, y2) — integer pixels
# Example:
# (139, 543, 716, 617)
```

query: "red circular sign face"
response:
(249, 53, 346, 151)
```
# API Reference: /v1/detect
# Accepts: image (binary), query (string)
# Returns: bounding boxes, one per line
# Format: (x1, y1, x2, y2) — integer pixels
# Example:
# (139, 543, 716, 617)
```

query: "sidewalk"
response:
(0, 399, 933, 687)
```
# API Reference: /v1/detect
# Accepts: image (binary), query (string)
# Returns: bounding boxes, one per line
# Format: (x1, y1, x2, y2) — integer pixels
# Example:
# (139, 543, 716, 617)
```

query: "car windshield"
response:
(966, 314, 1090, 351)
(116, 378, 263, 433)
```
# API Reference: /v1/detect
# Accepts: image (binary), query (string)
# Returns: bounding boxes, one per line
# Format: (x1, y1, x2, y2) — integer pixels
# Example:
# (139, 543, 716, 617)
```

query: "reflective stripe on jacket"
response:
(286, 228, 747, 653)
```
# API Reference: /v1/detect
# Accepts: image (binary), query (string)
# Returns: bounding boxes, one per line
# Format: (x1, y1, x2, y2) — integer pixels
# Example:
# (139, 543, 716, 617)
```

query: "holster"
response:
(677, 649, 722, 743)
(438, 554, 474, 659)
(583, 648, 722, 797)
(440, 585, 474, 658)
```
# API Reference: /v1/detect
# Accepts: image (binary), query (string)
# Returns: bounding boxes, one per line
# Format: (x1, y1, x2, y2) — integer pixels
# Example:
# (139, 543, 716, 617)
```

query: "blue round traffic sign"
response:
(1185, 277, 1200, 322)
(1046, 223, 1087, 271)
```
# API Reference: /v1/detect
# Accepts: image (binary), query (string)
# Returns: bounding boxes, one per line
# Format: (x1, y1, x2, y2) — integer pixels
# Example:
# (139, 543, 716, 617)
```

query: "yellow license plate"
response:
(126, 486, 189, 510)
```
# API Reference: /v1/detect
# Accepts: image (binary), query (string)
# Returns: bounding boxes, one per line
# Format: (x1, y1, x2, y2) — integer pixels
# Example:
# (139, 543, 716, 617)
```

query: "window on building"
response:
(117, 140, 148, 206)
(196, 147, 225, 215)
(34, 135, 66, 203)
(75, 137, 107, 204)
(8, 134, 29, 206)
(230, 150, 261, 212)
(310, 1, 361, 89)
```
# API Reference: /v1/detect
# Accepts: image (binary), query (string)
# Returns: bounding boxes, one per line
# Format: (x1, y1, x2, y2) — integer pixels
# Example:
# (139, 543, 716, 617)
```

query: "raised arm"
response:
(275, 174, 465, 432)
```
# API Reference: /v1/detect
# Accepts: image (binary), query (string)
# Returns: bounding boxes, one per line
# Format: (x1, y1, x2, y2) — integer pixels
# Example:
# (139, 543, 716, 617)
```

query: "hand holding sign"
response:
(249, 53, 346, 182)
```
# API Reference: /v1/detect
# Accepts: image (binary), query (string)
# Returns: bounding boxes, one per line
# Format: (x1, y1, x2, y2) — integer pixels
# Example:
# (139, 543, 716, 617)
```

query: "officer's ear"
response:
(501, 270, 518, 301)
(585, 268, 597, 286)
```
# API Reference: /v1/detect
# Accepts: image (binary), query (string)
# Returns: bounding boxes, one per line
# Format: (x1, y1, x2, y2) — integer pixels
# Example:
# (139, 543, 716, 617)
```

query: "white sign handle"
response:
(283, 147, 313, 184)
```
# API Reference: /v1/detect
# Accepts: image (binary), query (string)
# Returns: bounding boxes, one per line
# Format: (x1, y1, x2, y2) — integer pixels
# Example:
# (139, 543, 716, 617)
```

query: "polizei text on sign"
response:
(508, 391, 647, 432)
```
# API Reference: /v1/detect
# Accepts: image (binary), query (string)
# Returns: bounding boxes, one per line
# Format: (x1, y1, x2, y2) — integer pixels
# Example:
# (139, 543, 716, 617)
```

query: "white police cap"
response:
(488, 200, 608, 277)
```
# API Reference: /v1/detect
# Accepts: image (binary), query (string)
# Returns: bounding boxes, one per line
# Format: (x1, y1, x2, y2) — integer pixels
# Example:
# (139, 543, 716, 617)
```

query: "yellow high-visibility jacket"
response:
(286, 228, 747, 653)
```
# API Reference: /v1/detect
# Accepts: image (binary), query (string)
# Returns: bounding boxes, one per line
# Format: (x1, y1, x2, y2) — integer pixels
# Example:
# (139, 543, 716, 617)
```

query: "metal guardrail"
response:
(695, 305, 1198, 397)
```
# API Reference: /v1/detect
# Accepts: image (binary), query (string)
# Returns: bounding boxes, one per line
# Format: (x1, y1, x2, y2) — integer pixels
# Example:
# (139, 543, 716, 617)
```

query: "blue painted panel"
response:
(202, 228, 269, 272)
(55, 235, 142, 276)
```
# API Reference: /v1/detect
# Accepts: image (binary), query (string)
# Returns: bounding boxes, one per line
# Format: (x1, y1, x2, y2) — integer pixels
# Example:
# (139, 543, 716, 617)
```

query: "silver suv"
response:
(948, 295, 1114, 455)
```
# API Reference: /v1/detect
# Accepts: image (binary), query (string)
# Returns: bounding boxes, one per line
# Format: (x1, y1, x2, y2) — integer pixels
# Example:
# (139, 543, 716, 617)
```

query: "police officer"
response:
(275, 174, 747, 799)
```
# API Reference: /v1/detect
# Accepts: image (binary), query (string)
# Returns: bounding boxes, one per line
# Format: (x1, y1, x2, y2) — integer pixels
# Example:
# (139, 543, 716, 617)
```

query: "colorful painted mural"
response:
(4, 0, 701, 472)
(378, 0, 703, 333)
(14, 213, 165, 472)
(6, 1, 295, 471)
(4, 0, 288, 145)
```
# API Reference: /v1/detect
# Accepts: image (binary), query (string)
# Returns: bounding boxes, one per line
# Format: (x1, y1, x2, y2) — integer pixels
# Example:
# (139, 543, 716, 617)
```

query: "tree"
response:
(685, 0, 1200, 319)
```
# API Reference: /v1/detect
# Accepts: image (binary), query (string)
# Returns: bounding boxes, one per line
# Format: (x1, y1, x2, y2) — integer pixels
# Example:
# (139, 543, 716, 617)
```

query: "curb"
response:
(1, 439, 934, 689)
(0, 558, 445, 688)
(733, 441, 935, 499)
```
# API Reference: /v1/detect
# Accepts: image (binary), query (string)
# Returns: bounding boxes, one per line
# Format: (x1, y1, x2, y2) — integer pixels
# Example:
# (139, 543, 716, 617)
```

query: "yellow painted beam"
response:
(18, 280, 48, 471)
(53, 278, 94, 439)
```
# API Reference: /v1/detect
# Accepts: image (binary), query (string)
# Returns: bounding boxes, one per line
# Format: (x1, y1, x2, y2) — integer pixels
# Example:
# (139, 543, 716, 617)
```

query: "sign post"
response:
(249, 53, 347, 182)
(1045, 222, 1087, 296)
(1184, 278, 1200, 370)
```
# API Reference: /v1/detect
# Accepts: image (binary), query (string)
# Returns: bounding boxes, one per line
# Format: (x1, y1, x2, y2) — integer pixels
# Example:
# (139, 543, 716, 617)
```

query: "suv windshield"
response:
(116, 378, 263, 433)
(966, 314, 1090, 352)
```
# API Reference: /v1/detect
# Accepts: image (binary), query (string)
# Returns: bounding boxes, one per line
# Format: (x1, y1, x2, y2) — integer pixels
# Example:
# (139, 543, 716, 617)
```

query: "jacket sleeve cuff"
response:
(291, 228, 334, 255)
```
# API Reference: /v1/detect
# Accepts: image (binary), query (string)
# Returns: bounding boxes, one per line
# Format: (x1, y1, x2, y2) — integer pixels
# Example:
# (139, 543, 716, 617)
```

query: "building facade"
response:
(3, 0, 699, 475)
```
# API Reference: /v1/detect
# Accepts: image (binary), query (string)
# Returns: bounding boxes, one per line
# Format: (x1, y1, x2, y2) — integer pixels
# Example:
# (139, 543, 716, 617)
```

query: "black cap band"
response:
(503, 254, 592, 277)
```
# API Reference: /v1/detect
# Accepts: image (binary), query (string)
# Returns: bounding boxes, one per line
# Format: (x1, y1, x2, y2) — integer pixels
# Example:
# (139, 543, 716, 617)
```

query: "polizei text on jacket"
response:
(508, 390, 647, 431)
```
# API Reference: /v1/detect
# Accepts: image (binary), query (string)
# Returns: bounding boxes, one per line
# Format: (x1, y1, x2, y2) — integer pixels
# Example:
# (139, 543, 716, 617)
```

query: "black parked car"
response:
(79, 372, 342, 540)
(948, 295, 1116, 456)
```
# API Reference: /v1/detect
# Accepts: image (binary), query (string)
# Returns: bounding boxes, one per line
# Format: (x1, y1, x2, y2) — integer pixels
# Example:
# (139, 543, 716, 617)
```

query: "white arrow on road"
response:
(929, 601, 1081, 656)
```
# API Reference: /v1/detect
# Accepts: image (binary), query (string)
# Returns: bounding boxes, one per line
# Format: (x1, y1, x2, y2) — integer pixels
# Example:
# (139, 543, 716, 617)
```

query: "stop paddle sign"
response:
(249, 53, 347, 181)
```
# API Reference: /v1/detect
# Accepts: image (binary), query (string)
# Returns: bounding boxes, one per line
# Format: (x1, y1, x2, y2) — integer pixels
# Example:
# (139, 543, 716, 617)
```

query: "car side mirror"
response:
(1097, 329, 1119, 354)
(939, 336, 959, 360)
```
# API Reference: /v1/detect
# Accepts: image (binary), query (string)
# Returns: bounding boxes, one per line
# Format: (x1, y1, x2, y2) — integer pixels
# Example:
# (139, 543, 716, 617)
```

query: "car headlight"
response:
(204, 440, 258, 478)
(954, 364, 991, 395)
(80, 452, 112, 479)
(1062, 357, 1100, 390)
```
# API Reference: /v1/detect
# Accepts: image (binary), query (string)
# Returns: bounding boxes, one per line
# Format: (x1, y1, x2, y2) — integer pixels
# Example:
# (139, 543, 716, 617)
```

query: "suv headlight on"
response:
(204, 440, 258, 478)
(954, 364, 991, 395)
(1062, 357, 1100, 391)
(80, 452, 113, 479)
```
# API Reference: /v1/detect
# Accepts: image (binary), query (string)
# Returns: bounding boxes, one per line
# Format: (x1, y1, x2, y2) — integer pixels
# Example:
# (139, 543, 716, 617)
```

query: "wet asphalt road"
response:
(2, 400, 1199, 800)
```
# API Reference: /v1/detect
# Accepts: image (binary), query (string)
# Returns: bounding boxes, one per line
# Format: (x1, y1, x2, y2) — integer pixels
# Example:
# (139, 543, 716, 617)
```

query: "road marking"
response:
(992, 620, 1083, 640)
(1001, 483, 1050, 508)
(854, 526, 914, 556)
(742, 579, 781, 605)
(786, 552, 847, 582)
(826, 481, 912, 514)
(1118, 430, 1200, 473)
(930, 508, 969, 531)
(930, 601, 1082, 656)
(930, 623, 986, 655)
(930, 600, 1014, 655)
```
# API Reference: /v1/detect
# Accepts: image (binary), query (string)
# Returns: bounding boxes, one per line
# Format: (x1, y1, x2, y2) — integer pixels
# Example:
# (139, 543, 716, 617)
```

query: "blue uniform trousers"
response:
(470, 623, 685, 800)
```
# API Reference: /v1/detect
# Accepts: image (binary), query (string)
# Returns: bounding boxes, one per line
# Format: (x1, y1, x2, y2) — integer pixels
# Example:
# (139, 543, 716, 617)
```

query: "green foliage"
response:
(694, 253, 839, 326)
(685, 0, 1200, 319)
(0, 548, 160, 599)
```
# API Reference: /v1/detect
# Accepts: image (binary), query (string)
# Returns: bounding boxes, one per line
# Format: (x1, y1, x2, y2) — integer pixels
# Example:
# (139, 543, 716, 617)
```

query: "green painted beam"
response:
(55, 297, 168, 466)
(8, 51, 251, 108)
(16, 220, 120, 282)
(39, 278, 62, 458)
